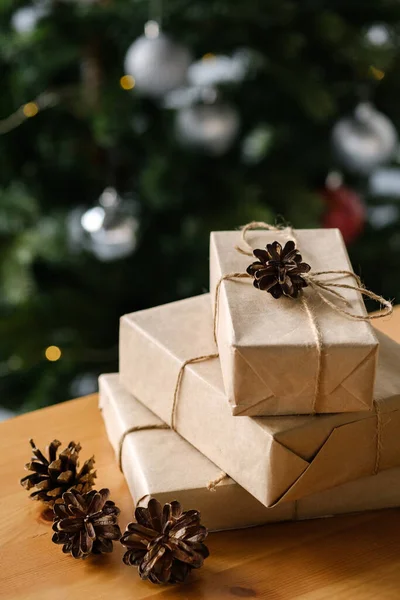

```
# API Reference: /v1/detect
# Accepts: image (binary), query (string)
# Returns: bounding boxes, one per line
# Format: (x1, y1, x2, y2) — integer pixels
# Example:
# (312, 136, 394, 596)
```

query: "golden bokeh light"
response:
(23, 102, 39, 118)
(120, 75, 136, 90)
(202, 53, 216, 61)
(45, 345, 62, 362)
(369, 65, 385, 81)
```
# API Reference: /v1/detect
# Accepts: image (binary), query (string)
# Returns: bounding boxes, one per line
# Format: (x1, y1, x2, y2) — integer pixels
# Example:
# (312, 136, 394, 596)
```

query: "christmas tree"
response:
(1, 0, 399, 414)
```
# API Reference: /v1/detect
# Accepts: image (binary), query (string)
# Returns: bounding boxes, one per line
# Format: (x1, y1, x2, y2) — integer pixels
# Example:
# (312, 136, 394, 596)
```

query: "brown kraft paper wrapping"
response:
(119, 294, 400, 509)
(209, 228, 379, 415)
(100, 373, 400, 532)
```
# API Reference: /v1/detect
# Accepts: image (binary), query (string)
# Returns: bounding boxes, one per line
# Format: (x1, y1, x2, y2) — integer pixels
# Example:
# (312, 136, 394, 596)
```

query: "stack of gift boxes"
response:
(99, 226, 400, 531)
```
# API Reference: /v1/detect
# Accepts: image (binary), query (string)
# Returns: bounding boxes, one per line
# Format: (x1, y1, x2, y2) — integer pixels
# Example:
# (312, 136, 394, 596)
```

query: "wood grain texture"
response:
(1, 308, 400, 600)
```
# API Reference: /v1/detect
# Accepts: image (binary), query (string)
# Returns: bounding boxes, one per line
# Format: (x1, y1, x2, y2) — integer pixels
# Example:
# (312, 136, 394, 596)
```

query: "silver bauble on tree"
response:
(124, 21, 192, 97)
(68, 187, 139, 262)
(70, 373, 98, 398)
(176, 100, 240, 155)
(11, 3, 48, 34)
(369, 168, 400, 198)
(187, 51, 249, 87)
(364, 23, 393, 48)
(332, 103, 398, 174)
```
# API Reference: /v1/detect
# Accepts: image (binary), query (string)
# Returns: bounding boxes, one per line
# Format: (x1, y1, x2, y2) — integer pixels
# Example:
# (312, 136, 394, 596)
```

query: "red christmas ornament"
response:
(322, 184, 366, 244)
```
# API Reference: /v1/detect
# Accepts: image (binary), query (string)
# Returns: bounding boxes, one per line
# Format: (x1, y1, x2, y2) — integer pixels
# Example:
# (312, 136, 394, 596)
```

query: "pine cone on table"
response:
(121, 498, 209, 584)
(247, 240, 311, 299)
(52, 488, 121, 559)
(20, 439, 96, 505)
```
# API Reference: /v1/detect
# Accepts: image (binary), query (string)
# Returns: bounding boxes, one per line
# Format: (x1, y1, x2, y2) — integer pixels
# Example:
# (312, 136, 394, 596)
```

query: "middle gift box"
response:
(120, 294, 400, 509)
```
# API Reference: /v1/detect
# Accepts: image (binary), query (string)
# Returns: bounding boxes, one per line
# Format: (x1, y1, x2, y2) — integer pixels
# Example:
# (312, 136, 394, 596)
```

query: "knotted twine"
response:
(231, 221, 392, 320)
(117, 221, 390, 496)
(118, 424, 169, 472)
(117, 355, 223, 489)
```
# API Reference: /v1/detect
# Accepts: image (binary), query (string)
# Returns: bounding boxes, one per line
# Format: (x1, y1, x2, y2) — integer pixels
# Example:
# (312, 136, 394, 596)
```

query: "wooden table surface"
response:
(1, 311, 399, 600)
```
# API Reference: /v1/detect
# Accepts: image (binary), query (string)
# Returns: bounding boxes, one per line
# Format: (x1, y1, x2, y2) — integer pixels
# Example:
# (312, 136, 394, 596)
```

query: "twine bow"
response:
(235, 220, 392, 320)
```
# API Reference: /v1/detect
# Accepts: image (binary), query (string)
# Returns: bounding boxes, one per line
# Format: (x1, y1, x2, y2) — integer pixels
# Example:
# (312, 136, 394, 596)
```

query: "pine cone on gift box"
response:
(20, 439, 96, 505)
(247, 240, 311, 299)
(52, 488, 121, 559)
(121, 499, 209, 584)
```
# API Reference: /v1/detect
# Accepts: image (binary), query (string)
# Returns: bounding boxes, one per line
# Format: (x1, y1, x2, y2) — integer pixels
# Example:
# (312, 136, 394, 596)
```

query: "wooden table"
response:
(1, 311, 399, 600)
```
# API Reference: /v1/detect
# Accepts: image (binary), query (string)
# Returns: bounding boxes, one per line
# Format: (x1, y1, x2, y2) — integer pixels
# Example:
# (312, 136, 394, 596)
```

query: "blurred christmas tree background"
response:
(1, 0, 400, 416)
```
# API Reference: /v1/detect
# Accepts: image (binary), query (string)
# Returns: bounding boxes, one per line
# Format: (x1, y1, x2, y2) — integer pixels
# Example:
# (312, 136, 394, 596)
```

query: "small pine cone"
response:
(121, 498, 209, 584)
(247, 240, 311, 299)
(20, 439, 96, 505)
(52, 488, 121, 559)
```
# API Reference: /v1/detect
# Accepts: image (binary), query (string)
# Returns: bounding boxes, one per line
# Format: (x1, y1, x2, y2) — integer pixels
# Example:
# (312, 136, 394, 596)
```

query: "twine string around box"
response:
(171, 354, 219, 431)
(171, 353, 229, 490)
(116, 354, 228, 489)
(116, 395, 384, 503)
(118, 424, 169, 471)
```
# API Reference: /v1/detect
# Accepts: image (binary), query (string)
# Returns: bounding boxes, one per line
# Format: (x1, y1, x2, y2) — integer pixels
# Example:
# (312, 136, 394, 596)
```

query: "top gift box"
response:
(210, 224, 389, 416)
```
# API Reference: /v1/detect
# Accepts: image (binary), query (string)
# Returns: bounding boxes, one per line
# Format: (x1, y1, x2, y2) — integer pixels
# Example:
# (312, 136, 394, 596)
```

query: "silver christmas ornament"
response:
(11, 3, 48, 34)
(369, 168, 400, 198)
(187, 51, 249, 88)
(163, 86, 201, 110)
(0, 407, 14, 423)
(368, 204, 399, 229)
(332, 103, 398, 174)
(67, 188, 139, 262)
(176, 103, 240, 155)
(70, 373, 98, 398)
(164, 86, 218, 110)
(364, 23, 392, 48)
(124, 21, 192, 97)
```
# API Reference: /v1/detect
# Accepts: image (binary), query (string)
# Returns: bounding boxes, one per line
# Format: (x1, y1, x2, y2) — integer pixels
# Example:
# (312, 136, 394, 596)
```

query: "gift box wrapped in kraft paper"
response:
(209, 227, 380, 415)
(119, 294, 400, 509)
(100, 373, 400, 532)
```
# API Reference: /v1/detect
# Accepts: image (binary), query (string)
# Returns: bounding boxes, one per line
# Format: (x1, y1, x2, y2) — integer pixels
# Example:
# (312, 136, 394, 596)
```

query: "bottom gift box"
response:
(99, 373, 400, 532)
